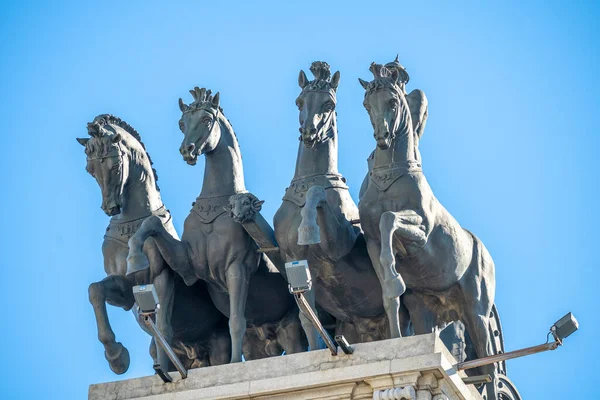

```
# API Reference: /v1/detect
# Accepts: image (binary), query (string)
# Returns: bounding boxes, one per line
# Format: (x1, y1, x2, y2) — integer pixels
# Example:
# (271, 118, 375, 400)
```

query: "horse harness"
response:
(283, 173, 349, 207)
(104, 205, 171, 248)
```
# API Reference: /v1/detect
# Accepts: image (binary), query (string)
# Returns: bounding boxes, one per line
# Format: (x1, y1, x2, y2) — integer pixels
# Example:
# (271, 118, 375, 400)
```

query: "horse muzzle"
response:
(102, 202, 121, 216)
(180, 143, 198, 165)
(375, 131, 392, 149)
(300, 127, 320, 148)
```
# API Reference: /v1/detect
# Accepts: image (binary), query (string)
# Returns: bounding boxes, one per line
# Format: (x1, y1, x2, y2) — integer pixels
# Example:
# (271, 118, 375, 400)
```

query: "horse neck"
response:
(373, 101, 422, 168)
(114, 151, 163, 221)
(200, 115, 246, 198)
(293, 121, 339, 179)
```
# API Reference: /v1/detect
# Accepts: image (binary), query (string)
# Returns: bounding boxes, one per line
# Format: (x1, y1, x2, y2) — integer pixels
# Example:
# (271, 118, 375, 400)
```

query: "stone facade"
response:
(89, 334, 482, 400)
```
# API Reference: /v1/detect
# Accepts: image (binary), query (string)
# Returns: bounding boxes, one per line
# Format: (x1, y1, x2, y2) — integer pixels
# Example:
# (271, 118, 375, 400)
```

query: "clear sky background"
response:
(1, 1, 598, 398)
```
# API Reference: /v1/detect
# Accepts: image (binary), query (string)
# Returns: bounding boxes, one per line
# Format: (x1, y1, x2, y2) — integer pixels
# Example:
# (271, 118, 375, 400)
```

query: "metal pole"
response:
(457, 340, 560, 371)
(144, 315, 188, 379)
(294, 293, 338, 356)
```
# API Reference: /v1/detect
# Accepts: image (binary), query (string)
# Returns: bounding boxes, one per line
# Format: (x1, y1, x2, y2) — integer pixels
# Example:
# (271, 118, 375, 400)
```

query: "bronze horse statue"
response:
(273, 62, 410, 348)
(77, 114, 231, 374)
(357, 59, 498, 399)
(127, 89, 307, 362)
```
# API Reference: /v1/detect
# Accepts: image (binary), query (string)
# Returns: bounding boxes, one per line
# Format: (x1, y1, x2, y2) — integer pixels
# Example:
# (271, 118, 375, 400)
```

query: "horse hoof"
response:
(126, 252, 150, 275)
(384, 277, 405, 299)
(297, 224, 321, 245)
(106, 343, 130, 375)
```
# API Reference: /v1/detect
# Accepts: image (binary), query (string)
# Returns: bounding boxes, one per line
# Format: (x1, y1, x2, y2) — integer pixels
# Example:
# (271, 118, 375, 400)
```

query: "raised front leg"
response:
(88, 275, 135, 374)
(379, 210, 426, 297)
(226, 263, 249, 363)
(127, 216, 197, 285)
(365, 239, 403, 338)
(298, 186, 357, 260)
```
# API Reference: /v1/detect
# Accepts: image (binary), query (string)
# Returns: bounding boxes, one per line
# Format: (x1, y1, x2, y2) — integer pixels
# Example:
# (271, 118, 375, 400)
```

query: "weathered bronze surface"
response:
(78, 115, 231, 374)
(273, 62, 411, 348)
(357, 58, 498, 399)
(126, 90, 306, 363)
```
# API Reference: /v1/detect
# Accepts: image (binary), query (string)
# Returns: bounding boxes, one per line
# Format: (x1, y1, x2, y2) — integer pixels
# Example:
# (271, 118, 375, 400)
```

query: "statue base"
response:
(89, 333, 482, 400)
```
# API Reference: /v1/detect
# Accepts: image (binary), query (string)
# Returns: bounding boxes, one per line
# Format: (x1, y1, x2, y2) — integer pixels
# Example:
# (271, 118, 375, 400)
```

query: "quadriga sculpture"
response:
(273, 62, 410, 348)
(357, 59, 498, 399)
(77, 115, 231, 374)
(127, 89, 307, 363)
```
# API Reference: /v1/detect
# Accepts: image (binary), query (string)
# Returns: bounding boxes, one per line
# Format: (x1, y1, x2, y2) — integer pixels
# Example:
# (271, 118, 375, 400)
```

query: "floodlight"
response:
(457, 312, 579, 374)
(285, 260, 312, 293)
(133, 284, 159, 313)
(132, 284, 188, 383)
(551, 312, 579, 343)
(285, 260, 353, 356)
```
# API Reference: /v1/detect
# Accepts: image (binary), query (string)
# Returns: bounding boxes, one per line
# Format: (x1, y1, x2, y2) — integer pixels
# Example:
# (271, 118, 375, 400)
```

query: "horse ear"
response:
(254, 199, 265, 209)
(358, 78, 369, 90)
(179, 98, 187, 112)
(76, 138, 89, 147)
(212, 92, 220, 108)
(298, 70, 309, 89)
(330, 71, 340, 90)
(111, 133, 122, 143)
(390, 69, 400, 84)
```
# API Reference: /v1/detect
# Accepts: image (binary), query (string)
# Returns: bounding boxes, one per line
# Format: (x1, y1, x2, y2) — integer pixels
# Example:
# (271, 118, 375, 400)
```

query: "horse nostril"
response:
(299, 128, 303, 134)
(383, 132, 390, 138)
(310, 128, 317, 135)
(186, 143, 195, 153)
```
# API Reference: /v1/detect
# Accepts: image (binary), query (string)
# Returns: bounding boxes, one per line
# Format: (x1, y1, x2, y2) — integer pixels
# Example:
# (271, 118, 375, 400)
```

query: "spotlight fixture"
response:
(285, 260, 353, 355)
(132, 284, 188, 383)
(457, 312, 579, 372)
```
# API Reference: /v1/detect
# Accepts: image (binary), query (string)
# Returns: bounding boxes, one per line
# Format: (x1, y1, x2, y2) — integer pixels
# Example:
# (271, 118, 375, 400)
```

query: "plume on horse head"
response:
(298, 61, 340, 97)
(358, 62, 407, 97)
(178, 87, 221, 114)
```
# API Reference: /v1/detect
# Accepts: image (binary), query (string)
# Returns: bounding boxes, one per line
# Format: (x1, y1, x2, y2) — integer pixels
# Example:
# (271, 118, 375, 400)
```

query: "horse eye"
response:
(324, 102, 334, 112)
(296, 100, 303, 110)
(201, 117, 212, 125)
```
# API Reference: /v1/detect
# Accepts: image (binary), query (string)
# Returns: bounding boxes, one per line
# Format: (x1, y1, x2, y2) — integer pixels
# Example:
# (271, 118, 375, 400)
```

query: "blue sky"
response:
(1, 1, 598, 398)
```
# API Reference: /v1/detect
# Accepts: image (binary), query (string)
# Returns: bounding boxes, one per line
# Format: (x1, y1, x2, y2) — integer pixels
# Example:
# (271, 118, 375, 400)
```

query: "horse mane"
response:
(90, 114, 160, 192)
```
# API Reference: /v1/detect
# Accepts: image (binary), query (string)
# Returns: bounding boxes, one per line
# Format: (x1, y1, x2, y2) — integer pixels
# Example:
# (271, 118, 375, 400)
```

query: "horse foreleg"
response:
(152, 268, 175, 370)
(298, 186, 327, 245)
(276, 309, 308, 355)
(458, 236, 497, 400)
(298, 186, 357, 260)
(365, 239, 403, 338)
(88, 275, 134, 374)
(226, 263, 249, 363)
(127, 216, 197, 285)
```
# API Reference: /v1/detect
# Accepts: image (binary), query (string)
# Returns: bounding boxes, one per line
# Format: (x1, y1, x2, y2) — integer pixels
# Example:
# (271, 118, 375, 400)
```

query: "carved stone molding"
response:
(373, 386, 416, 400)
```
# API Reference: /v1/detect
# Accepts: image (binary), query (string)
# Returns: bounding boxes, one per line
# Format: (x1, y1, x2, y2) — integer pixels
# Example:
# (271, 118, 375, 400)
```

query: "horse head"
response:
(296, 61, 340, 148)
(359, 58, 411, 150)
(178, 87, 222, 165)
(77, 114, 158, 217)
(77, 115, 129, 216)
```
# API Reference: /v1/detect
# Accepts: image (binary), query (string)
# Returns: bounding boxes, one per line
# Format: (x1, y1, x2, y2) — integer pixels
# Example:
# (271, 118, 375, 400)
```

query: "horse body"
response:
(127, 89, 306, 363)
(358, 61, 497, 399)
(274, 62, 409, 345)
(78, 115, 231, 375)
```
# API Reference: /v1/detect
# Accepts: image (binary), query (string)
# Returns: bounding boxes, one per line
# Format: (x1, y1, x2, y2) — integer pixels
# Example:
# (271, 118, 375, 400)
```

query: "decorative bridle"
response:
(297, 61, 338, 143)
